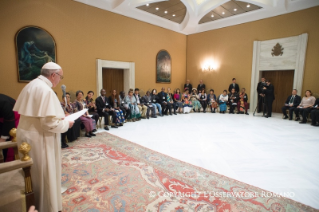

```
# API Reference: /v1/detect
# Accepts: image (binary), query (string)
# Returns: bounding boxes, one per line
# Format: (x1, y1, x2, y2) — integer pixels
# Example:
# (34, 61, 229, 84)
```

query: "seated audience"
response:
(310, 100, 319, 126)
(109, 89, 125, 126)
(85, 90, 99, 131)
(134, 88, 147, 118)
(228, 78, 239, 93)
(125, 88, 141, 121)
(282, 89, 301, 120)
(141, 91, 156, 119)
(151, 89, 163, 117)
(95, 89, 118, 129)
(198, 88, 207, 113)
(228, 88, 238, 114)
(182, 88, 192, 114)
(174, 88, 183, 114)
(207, 89, 217, 113)
(158, 87, 172, 115)
(197, 79, 205, 92)
(119, 91, 131, 120)
(294, 90, 316, 123)
(219, 90, 228, 114)
(237, 88, 249, 115)
(60, 92, 81, 148)
(167, 87, 177, 115)
(74, 90, 97, 137)
(190, 88, 201, 112)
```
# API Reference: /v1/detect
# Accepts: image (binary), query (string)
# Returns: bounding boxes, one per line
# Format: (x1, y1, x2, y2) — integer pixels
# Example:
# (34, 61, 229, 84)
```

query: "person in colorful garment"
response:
(119, 91, 131, 121)
(74, 90, 97, 137)
(174, 88, 183, 114)
(190, 88, 201, 112)
(60, 92, 81, 148)
(125, 89, 141, 122)
(85, 90, 99, 131)
(207, 89, 217, 113)
(167, 87, 177, 115)
(237, 88, 249, 115)
(219, 90, 228, 114)
(182, 88, 192, 114)
(109, 89, 125, 126)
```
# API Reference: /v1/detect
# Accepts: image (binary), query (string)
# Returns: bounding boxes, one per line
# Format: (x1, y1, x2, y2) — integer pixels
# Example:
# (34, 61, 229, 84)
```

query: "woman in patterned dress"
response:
(173, 88, 183, 114)
(109, 89, 125, 126)
(218, 90, 228, 114)
(190, 88, 201, 112)
(124, 89, 141, 122)
(182, 88, 192, 114)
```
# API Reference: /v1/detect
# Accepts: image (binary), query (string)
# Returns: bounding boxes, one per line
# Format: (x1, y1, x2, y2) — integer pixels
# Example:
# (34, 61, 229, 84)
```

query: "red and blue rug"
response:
(61, 132, 317, 212)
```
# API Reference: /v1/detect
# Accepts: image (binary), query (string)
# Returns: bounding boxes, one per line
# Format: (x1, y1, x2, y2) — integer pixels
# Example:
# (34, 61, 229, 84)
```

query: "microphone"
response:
(61, 84, 66, 97)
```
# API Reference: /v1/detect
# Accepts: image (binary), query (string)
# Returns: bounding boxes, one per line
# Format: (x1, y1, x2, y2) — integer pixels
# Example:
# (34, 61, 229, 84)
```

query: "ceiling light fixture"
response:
(146, 4, 149, 6)
(164, 11, 167, 13)
(234, 8, 237, 11)
(156, 7, 159, 10)
(247, 4, 250, 7)
(222, 12, 225, 15)
(172, 14, 175, 16)
(211, 15, 214, 17)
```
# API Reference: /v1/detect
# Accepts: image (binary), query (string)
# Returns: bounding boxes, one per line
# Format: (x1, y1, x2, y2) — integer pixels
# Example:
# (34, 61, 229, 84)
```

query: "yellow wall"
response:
(0, 0, 186, 100)
(187, 6, 319, 98)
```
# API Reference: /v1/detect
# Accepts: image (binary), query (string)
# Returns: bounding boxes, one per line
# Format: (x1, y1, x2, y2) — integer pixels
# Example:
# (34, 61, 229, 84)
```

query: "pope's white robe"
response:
(13, 75, 69, 212)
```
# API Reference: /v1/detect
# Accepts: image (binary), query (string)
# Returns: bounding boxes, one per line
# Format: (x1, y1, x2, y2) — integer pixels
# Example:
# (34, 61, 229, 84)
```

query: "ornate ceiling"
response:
(74, 0, 319, 34)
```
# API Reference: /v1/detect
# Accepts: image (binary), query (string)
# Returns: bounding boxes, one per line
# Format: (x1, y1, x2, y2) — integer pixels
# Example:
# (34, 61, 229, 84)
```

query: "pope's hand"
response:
(68, 120, 74, 128)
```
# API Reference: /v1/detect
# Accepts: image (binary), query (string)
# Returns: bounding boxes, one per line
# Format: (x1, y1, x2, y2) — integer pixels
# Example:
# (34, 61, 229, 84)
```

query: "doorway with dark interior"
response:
(102, 68, 124, 97)
(261, 70, 294, 113)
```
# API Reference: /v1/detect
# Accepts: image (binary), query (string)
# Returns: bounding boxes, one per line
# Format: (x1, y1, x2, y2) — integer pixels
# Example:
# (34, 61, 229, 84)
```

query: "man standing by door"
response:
(262, 79, 275, 118)
(257, 77, 266, 113)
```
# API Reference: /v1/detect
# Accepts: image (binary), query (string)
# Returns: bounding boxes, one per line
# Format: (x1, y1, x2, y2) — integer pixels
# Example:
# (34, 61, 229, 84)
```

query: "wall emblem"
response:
(271, 43, 284, 56)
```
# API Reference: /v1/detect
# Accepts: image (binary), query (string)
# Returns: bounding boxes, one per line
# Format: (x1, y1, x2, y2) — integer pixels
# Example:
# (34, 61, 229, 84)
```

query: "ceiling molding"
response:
(74, 0, 319, 35)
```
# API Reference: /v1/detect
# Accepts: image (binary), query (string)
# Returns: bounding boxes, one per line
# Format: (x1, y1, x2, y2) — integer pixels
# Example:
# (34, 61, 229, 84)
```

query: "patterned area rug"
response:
(61, 132, 317, 212)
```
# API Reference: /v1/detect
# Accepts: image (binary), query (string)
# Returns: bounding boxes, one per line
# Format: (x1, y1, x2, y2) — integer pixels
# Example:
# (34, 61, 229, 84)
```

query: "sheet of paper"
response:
(64, 109, 88, 121)
(87, 115, 93, 118)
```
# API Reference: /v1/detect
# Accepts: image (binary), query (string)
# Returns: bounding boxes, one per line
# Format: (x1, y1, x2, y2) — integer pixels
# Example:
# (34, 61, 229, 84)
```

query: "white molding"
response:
(96, 59, 135, 95)
(249, 33, 308, 112)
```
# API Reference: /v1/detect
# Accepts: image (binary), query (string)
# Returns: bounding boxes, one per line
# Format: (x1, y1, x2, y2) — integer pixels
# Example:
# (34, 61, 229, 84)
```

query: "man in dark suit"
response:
(228, 78, 239, 93)
(158, 87, 172, 115)
(256, 77, 266, 113)
(184, 80, 192, 93)
(262, 79, 275, 118)
(310, 99, 319, 126)
(228, 88, 239, 114)
(0, 94, 16, 161)
(282, 89, 301, 120)
(95, 89, 118, 130)
(197, 80, 206, 92)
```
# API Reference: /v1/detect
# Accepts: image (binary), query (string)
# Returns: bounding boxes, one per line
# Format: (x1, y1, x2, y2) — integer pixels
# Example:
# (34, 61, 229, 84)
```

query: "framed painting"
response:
(156, 50, 171, 83)
(15, 26, 56, 82)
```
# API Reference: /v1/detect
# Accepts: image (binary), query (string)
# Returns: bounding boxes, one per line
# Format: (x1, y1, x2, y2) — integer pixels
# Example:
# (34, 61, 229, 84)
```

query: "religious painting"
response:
(15, 26, 56, 82)
(156, 50, 171, 83)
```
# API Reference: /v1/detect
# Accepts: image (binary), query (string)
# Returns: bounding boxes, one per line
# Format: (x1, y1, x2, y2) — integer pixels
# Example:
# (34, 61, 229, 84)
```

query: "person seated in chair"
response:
(182, 88, 192, 114)
(167, 87, 177, 115)
(134, 88, 148, 119)
(198, 88, 207, 113)
(95, 89, 118, 129)
(158, 87, 172, 115)
(85, 91, 99, 132)
(151, 89, 163, 117)
(219, 90, 228, 114)
(141, 91, 156, 119)
(119, 91, 131, 121)
(282, 89, 301, 120)
(74, 90, 97, 137)
(294, 90, 316, 124)
(60, 92, 81, 148)
(237, 88, 249, 115)
(125, 89, 141, 121)
(228, 88, 238, 114)
(109, 89, 125, 126)
(174, 88, 183, 114)
(207, 89, 217, 113)
(190, 88, 201, 112)
(310, 99, 319, 126)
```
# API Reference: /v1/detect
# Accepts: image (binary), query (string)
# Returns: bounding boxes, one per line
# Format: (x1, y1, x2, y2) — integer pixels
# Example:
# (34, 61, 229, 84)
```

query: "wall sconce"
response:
(201, 59, 217, 72)
(203, 65, 214, 71)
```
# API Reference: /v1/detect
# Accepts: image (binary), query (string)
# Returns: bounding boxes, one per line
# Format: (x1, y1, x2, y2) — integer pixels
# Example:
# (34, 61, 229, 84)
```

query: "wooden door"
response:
(262, 70, 294, 113)
(102, 68, 124, 97)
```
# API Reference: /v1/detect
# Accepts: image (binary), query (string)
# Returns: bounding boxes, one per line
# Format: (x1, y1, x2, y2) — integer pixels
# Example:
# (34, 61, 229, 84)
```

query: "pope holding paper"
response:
(13, 62, 74, 212)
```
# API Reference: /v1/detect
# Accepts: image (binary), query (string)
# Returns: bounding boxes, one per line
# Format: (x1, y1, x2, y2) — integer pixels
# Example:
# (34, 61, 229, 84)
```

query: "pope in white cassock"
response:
(13, 62, 74, 212)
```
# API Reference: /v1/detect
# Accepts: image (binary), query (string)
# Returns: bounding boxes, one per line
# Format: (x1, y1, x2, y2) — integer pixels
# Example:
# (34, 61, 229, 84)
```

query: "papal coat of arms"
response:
(271, 43, 284, 56)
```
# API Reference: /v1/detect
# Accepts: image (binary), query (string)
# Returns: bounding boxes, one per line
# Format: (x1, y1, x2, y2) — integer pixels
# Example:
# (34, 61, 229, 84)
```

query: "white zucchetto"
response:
(42, 62, 61, 70)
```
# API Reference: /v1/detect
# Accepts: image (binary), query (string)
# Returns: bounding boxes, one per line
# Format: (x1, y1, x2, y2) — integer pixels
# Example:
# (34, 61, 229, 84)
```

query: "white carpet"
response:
(95, 111, 319, 209)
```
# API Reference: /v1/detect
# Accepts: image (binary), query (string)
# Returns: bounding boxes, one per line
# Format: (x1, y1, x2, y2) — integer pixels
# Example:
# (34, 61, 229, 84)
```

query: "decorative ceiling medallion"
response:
(271, 43, 284, 56)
